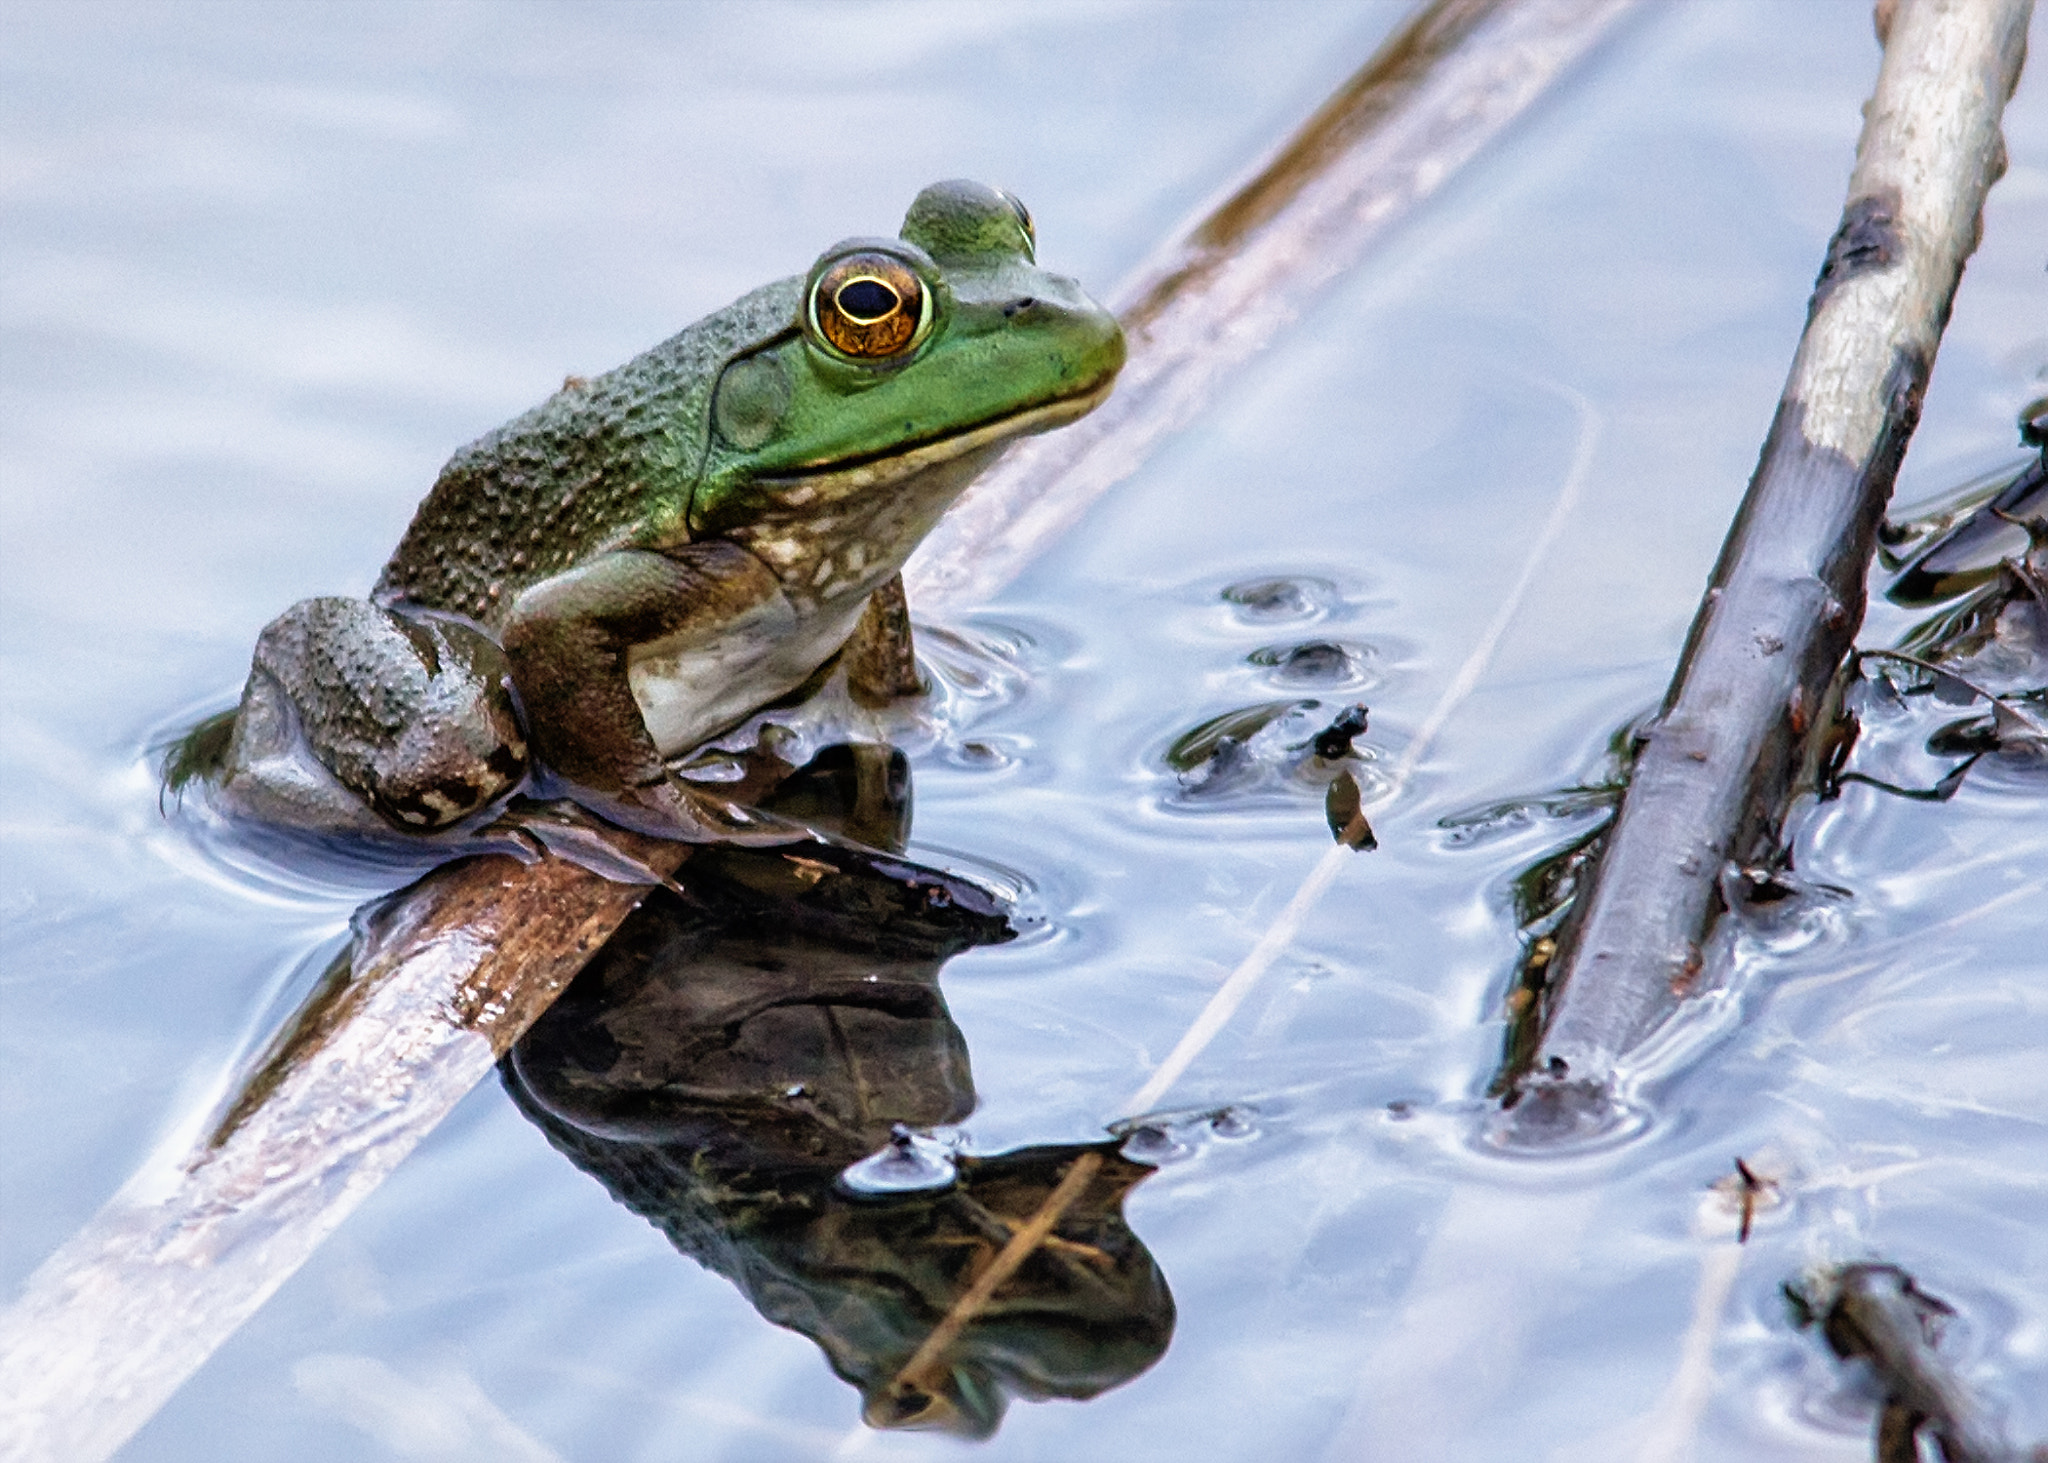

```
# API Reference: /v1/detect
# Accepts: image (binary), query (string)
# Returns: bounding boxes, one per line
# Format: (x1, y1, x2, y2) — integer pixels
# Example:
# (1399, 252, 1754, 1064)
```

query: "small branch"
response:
(1498, 0, 2034, 1134)
(881, 1150, 1107, 1416)
(1789, 1262, 2029, 1463)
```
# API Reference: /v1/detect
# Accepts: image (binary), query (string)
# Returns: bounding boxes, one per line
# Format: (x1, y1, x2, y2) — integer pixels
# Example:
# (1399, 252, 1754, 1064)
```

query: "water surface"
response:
(3, 3, 2045, 1459)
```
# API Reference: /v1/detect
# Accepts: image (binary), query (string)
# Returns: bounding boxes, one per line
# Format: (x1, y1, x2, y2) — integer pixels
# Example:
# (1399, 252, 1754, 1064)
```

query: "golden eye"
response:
(809, 253, 930, 360)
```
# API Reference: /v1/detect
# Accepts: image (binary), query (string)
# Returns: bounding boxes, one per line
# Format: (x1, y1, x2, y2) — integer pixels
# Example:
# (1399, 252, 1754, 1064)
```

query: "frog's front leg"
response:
(843, 572, 926, 708)
(500, 542, 793, 834)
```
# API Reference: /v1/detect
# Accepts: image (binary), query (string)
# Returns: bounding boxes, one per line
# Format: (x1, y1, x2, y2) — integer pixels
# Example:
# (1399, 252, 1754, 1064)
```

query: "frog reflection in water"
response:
(170, 181, 1124, 841)
(503, 746, 1175, 1436)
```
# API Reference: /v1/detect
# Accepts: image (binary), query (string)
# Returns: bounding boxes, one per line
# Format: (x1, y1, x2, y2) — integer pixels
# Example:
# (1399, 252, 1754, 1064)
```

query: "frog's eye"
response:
(808, 252, 932, 362)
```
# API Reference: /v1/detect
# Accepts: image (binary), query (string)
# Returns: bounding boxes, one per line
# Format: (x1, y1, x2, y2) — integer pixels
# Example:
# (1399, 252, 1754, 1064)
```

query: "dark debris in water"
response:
(1248, 639, 1372, 687)
(1886, 457, 2045, 610)
(1324, 769, 1377, 850)
(1220, 574, 1336, 623)
(1165, 700, 1377, 820)
(1787, 1262, 2031, 1463)
(1838, 461, 2047, 804)
(1312, 703, 1370, 760)
(1835, 652, 2047, 803)
(1166, 700, 1313, 776)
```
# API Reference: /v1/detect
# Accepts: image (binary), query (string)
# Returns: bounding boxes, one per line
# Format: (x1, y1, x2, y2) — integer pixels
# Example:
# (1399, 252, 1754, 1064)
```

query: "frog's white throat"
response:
(633, 376, 1114, 759)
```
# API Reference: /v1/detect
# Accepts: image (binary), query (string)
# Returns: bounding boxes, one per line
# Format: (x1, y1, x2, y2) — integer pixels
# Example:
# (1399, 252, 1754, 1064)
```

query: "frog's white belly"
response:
(626, 589, 867, 758)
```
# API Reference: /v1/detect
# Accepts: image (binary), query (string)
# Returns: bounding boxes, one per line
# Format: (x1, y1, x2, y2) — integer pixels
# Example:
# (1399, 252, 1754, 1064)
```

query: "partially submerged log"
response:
(0, 833, 685, 1463)
(1497, 0, 2034, 1135)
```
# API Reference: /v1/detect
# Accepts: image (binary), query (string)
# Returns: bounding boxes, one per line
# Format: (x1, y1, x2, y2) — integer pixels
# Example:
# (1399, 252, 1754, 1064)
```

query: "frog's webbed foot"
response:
(200, 597, 529, 834)
(845, 573, 926, 709)
(592, 770, 815, 848)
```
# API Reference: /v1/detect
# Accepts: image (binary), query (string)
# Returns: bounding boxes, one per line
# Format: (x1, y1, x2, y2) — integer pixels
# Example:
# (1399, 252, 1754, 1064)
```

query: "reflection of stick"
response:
(1790, 1262, 2024, 1463)
(1497, 0, 2034, 1127)
(5, 3, 1645, 1456)
(907, 0, 1640, 607)
(883, 1151, 1107, 1412)
(0, 839, 684, 1463)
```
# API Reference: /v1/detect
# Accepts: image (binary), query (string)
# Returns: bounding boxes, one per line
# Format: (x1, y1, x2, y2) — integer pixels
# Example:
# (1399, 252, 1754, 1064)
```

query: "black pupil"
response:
(837, 278, 899, 321)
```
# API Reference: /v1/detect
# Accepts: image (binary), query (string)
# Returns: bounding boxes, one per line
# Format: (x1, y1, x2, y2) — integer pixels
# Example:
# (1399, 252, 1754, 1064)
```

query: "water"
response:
(4, 2, 2046, 1459)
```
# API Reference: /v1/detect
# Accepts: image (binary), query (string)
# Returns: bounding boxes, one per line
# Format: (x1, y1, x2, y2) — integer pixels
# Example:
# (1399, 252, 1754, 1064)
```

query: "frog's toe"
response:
(584, 772, 809, 847)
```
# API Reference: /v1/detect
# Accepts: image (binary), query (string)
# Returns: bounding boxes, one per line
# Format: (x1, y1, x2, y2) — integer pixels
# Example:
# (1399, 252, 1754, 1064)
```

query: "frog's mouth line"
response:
(758, 374, 1118, 496)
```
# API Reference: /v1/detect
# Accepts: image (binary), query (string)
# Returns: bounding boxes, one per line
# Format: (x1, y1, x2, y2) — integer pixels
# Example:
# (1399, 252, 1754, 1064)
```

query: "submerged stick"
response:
(905, 0, 1639, 605)
(1498, 0, 2033, 1134)
(0, 2, 1644, 1453)
(1790, 1262, 2028, 1463)
(0, 836, 684, 1463)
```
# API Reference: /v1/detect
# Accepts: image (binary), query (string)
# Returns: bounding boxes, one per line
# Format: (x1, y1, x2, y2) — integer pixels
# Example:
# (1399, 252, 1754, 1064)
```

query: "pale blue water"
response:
(3, 3, 2045, 1459)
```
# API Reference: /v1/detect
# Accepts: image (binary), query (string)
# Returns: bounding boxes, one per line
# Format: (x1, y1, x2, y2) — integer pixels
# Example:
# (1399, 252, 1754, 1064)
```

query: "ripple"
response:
(1220, 575, 1337, 624)
(836, 1125, 959, 1196)
(1247, 638, 1379, 688)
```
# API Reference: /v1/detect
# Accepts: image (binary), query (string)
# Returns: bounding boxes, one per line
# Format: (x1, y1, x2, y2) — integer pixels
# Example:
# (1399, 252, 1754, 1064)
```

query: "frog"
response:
(172, 180, 1125, 841)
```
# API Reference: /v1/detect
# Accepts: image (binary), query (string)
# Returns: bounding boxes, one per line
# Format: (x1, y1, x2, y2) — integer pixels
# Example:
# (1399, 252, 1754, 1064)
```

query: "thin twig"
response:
(881, 1151, 1106, 1411)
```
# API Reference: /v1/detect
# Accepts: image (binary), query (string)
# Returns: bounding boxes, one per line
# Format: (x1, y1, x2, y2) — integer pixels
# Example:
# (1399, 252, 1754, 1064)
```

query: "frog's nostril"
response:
(1001, 297, 1039, 319)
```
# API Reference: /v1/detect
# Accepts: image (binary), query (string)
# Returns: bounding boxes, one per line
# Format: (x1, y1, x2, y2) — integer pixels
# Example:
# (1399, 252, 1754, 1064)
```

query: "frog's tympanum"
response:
(503, 747, 1175, 1436)
(172, 181, 1123, 840)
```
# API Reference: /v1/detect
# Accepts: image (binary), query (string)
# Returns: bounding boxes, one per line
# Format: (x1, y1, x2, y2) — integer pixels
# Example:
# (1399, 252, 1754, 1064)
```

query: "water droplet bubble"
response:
(837, 1124, 958, 1196)
(1114, 1105, 1262, 1164)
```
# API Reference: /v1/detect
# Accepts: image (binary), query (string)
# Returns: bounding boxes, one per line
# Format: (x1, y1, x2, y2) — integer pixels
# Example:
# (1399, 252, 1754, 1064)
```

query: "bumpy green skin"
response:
(198, 181, 1124, 837)
(373, 281, 791, 626)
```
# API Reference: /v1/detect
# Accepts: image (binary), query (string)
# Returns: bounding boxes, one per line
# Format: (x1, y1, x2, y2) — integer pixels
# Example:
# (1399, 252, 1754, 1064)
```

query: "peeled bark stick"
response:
(905, 0, 1639, 607)
(1500, 0, 2032, 1131)
(0, 837, 685, 1463)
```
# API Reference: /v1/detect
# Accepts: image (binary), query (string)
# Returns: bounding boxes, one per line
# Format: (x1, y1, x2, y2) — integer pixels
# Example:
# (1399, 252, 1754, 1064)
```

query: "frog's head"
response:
(689, 180, 1125, 537)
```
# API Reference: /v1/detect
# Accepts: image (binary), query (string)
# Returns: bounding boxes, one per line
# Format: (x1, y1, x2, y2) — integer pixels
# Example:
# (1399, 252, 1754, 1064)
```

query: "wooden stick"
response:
(1790, 1262, 2026, 1463)
(905, 0, 1640, 606)
(0, 836, 684, 1463)
(1496, 0, 2034, 1134)
(0, 3, 1645, 1454)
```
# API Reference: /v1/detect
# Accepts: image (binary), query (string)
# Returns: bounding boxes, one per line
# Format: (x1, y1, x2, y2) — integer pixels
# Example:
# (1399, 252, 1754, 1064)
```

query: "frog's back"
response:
(375, 280, 800, 627)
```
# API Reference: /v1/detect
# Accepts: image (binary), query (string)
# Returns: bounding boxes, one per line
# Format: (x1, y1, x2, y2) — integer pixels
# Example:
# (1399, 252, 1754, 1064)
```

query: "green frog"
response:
(174, 181, 1124, 839)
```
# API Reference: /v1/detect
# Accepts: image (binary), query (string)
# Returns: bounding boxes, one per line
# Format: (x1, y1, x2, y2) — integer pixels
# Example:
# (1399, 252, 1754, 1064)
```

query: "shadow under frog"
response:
(501, 744, 1175, 1437)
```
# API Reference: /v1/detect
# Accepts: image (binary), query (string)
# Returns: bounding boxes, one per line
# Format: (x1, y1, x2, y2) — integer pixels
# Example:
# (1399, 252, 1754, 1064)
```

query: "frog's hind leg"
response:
(844, 573, 926, 708)
(203, 597, 529, 834)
